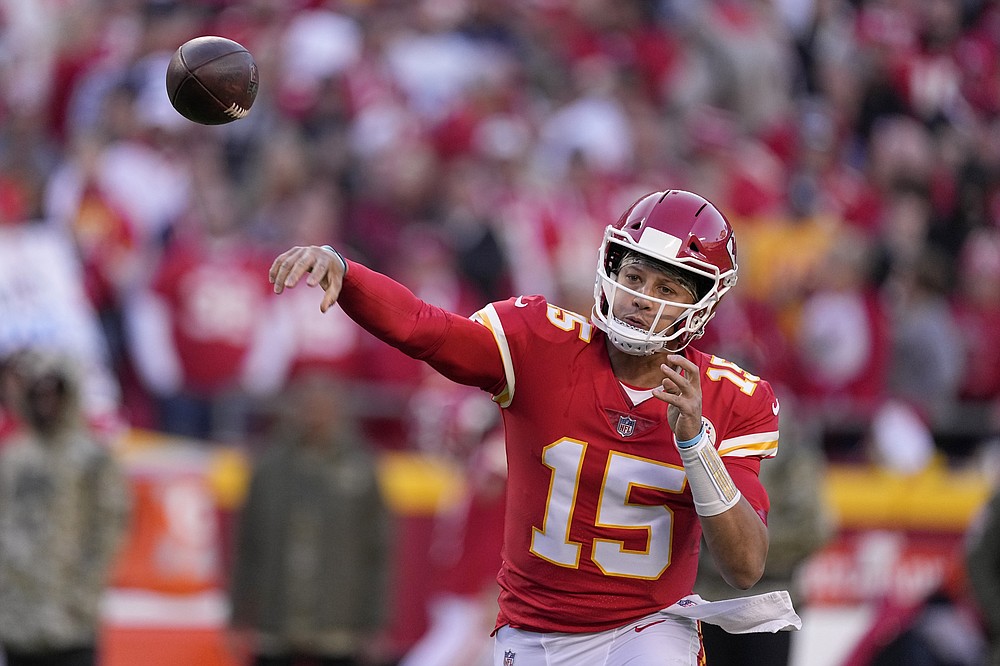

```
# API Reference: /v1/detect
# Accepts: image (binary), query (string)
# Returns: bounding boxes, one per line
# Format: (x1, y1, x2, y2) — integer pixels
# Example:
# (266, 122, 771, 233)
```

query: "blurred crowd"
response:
(0, 0, 998, 469)
(0, 0, 999, 664)
(0, 0, 997, 466)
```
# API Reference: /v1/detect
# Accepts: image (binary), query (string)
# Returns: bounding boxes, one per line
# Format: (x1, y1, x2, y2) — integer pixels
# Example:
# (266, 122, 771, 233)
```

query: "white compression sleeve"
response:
(677, 430, 742, 517)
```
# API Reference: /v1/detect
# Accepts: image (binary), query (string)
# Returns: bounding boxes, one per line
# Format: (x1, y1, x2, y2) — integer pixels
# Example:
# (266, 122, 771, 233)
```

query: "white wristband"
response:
(677, 431, 742, 517)
(320, 245, 348, 274)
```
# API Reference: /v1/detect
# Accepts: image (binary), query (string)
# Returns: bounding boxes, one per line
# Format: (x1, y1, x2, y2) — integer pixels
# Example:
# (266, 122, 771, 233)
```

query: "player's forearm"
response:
(338, 260, 505, 390)
(701, 498, 768, 589)
(675, 427, 768, 588)
(338, 260, 448, 349)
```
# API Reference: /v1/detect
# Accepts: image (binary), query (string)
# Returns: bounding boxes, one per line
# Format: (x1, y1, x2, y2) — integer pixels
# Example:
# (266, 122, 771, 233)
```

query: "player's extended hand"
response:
(268, 245, 345, 313)
(653, 354, 703, 442)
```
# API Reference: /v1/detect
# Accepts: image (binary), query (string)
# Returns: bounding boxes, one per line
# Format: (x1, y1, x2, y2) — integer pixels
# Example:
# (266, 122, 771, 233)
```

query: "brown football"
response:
(165, 36, 259, 125)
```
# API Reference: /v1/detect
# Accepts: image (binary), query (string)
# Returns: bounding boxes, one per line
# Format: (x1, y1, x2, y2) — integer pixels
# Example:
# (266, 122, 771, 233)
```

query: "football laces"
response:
(224, 103, 249, 119)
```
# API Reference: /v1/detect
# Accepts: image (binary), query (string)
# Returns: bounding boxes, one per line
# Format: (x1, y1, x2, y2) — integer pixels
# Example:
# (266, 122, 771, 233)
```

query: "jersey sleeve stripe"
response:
(472, 304, 515, 408)
(718, 431, 779, 458)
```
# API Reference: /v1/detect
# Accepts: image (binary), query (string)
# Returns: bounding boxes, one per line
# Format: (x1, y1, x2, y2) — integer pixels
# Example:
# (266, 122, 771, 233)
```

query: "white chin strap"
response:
(605, 320, 680, 356)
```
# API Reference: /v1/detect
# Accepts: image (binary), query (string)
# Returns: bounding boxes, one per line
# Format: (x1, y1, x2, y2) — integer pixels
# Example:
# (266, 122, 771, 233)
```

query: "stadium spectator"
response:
(882, 249, 965, 448)
(967, 468, 1000, 666)
(790, 227, 891, 455)
(952, 228, 1000, 405)
(124, 149, 274, 443)
(0, 349, 131, 666)
(228, 372, 391, 666)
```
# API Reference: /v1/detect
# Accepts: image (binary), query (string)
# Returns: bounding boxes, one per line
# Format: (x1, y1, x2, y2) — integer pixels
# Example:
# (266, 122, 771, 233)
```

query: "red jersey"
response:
(152, 237, 273, 394)
(336, 264, 778, 634)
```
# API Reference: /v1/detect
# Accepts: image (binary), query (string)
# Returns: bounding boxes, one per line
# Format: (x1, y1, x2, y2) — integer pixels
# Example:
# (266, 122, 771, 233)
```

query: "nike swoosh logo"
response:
(634, 619, 666, 633)
(514, 295, 528, 308)
(772, 400, 780, 416)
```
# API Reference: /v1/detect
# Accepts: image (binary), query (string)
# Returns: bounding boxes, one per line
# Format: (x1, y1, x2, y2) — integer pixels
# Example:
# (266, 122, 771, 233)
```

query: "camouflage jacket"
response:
(0, 431, 130, 651)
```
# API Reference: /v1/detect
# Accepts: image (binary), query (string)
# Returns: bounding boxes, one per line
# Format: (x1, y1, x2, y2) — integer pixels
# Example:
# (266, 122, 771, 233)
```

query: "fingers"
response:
(270, 245, 347, 313)
(653, 355, 701, 407)
(666, 354, 699, 384)
(306, 255, 330, 287)
(268, 247, 307, 293)
(269, 246, 330, 293)
(658, 365, 685, 393)
(651, 386, 680, 405)
(320, 280, 341, 313)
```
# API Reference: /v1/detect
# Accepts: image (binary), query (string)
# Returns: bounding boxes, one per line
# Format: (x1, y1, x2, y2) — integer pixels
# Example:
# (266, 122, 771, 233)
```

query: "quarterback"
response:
(269, 190, 800, 665)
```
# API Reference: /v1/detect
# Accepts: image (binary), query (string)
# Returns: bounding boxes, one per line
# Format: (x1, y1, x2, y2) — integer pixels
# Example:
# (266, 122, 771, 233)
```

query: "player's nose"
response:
(631, 287, 655, 307)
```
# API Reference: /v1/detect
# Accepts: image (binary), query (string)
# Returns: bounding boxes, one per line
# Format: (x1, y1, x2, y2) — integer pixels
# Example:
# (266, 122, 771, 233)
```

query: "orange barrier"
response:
(100, 627, 242, 666)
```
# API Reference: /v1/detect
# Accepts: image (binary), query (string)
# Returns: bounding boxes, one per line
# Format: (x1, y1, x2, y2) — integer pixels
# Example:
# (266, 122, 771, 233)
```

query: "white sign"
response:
(0, 224, 121, 417)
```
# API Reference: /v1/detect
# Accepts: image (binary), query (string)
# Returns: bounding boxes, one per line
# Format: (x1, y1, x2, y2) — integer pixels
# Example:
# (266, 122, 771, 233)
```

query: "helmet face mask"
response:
(591, 190, 738, 356)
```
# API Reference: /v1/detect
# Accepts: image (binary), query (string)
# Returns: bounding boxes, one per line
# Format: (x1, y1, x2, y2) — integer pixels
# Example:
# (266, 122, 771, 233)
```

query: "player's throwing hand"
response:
(269, 245, 347, 312)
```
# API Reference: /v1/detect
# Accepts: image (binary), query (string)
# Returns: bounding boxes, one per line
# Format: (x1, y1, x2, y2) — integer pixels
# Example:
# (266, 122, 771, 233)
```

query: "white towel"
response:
(662, 592, 802, 633)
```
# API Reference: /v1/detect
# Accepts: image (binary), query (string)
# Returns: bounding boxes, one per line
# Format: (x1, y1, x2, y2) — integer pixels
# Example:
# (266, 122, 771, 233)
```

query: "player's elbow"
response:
(713, 541, 767, 590)
(724, 563, 765, 590)
(723, 547, 768, 590)
(703, 501, 769, 589)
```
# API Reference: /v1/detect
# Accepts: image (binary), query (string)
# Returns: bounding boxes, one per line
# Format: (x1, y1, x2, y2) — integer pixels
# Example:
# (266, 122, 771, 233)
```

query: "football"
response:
(165, 36, 259, 125)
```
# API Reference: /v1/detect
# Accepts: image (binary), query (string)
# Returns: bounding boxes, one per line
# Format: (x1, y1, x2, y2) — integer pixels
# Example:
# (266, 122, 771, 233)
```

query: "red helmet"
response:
(592, 190, 738, 355)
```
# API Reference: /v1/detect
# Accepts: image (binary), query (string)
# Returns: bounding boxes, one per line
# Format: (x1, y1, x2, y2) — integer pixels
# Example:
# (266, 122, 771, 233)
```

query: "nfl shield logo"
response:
(617, 415, 636, 437)
(504, 649, 516, 666)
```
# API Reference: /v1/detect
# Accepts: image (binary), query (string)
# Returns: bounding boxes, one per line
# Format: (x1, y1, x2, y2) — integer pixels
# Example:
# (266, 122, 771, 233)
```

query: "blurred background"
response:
(0, 0, 999, 665)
